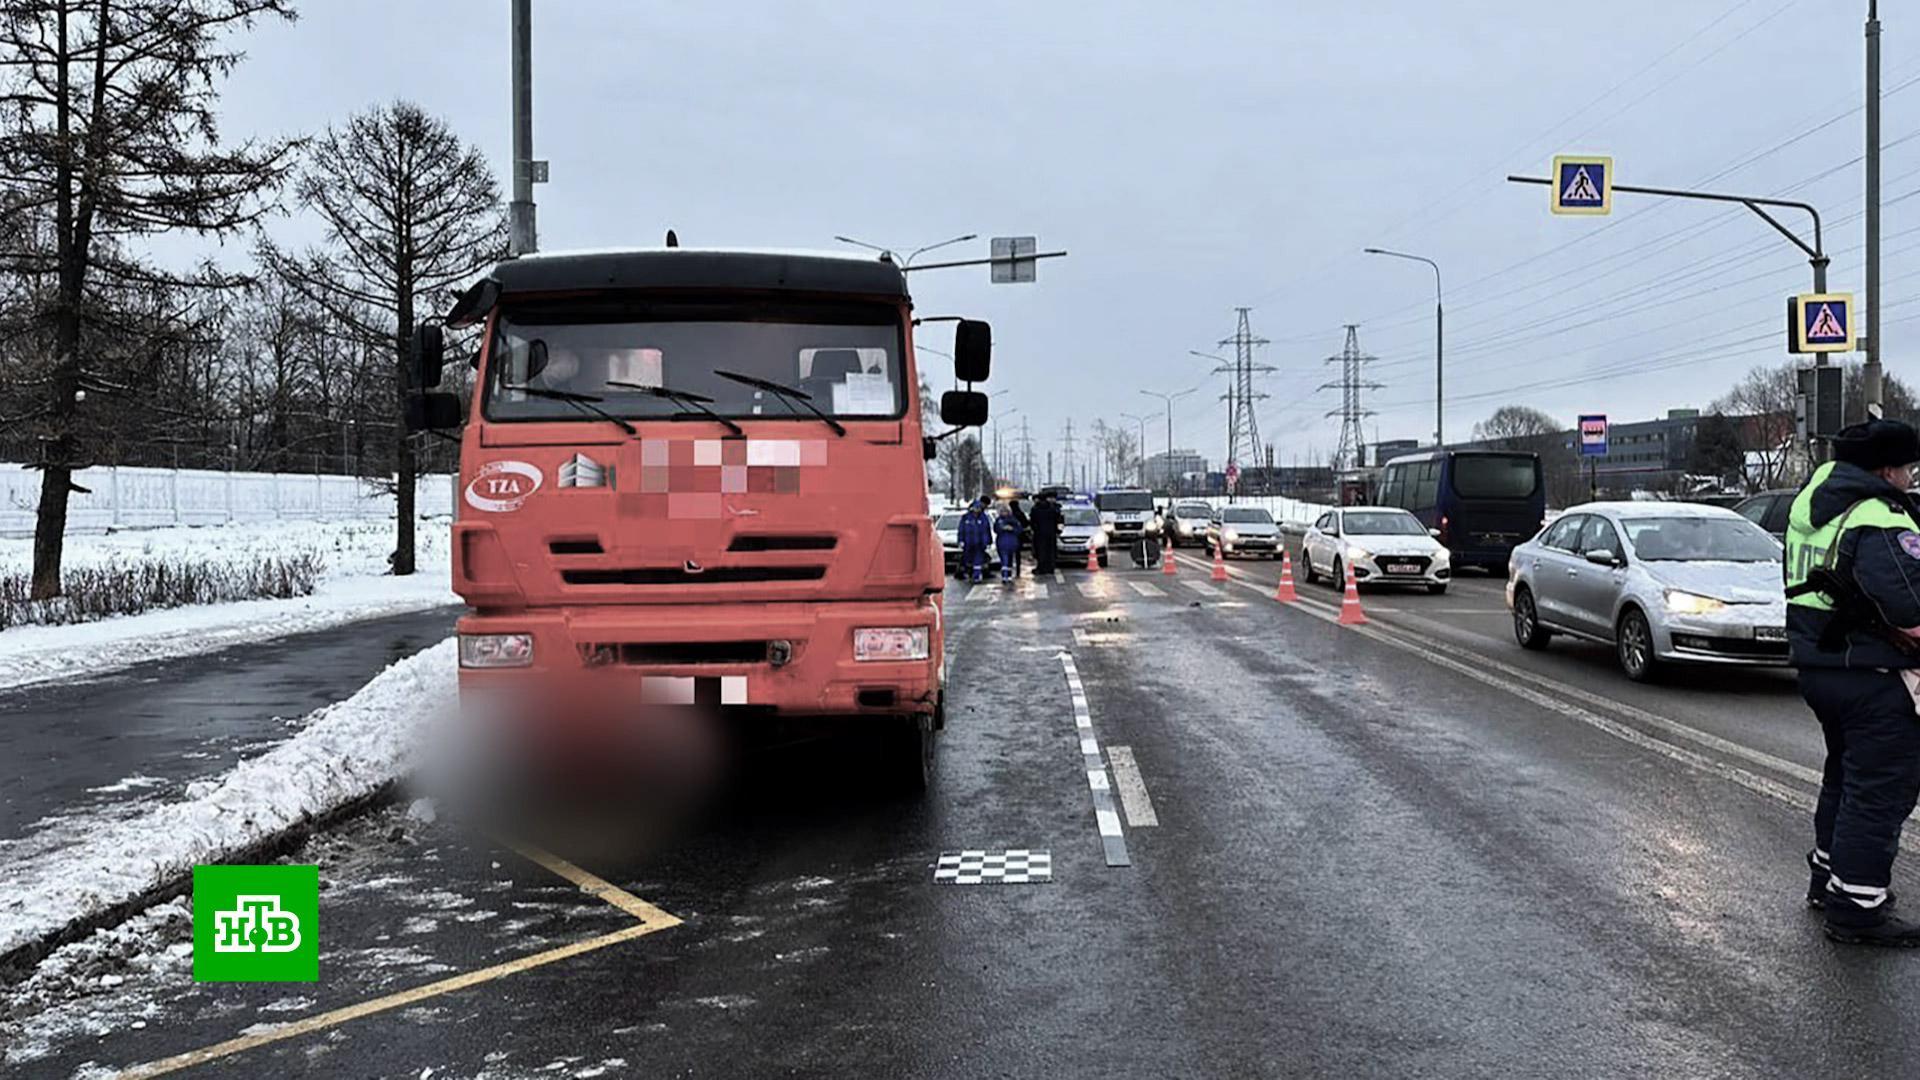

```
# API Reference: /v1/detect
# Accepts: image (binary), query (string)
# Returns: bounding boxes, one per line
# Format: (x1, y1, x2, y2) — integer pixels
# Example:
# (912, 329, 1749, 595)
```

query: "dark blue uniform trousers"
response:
(1800, 667, 1920, 904)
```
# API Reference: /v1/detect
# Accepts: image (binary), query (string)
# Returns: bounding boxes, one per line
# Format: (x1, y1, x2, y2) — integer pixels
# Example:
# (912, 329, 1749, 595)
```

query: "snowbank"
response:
(0, 638, 456, 965)
(0, 519, 456, 691)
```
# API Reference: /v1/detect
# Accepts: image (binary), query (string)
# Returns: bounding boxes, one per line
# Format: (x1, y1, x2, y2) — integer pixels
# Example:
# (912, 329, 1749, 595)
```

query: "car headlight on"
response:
(1091, 531, 1107, 549)
(1223, 529, 1240, 543)
(460, 632, 534, 668)
(854, 626, 929, 662)
(1347, 546, 1373, 562)
(1664, 590, 1726, 616)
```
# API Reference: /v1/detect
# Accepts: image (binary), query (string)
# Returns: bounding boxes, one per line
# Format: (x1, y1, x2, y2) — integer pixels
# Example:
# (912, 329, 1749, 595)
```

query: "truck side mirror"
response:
(404, 391, 464, 432)
(954, 320, 991, 383)
(409, 323, 446, 390)
(940, 389, 989, 427)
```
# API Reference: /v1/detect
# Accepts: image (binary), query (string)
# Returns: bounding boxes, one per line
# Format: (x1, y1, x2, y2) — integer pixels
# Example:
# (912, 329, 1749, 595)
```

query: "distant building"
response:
(1372, 439, 1421, 466)
(1144, 449, 1208, 492)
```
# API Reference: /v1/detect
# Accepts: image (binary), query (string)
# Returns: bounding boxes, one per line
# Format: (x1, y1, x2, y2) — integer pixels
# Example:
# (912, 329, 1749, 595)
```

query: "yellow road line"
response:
(118, 922, 666, 1078)
(497, 838, 682, 930)
(116, 840, 679, 1077)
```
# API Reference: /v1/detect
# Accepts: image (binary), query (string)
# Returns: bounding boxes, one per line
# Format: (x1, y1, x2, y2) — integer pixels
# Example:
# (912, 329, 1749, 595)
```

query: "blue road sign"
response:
(1579, 414, 1608, 457)
(1552, 156, 1612, 215)
(1791, 292, 1855, 354)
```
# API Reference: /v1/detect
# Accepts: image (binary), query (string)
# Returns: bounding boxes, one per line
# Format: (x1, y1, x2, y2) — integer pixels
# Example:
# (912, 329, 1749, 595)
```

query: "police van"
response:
(1095, 485, 1159, 546)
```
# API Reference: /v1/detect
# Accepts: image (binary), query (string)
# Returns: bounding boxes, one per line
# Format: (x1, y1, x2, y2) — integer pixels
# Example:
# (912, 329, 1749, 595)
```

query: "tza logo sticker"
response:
(465, 460, 543, 512)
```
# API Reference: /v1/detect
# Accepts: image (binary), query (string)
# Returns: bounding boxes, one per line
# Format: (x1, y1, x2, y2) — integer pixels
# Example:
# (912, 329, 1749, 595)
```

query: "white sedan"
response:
(1301, 506, 1452, 595)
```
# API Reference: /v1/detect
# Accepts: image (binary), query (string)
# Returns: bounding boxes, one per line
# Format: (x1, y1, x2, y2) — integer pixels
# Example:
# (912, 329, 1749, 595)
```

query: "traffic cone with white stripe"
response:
(1211, 539, 1229, 582)
(1087, 544, 1100, 572)
(1337, 558, 1367, 625)
(1275, 551, 1298, 603)
(1162, 540, 1178, 576)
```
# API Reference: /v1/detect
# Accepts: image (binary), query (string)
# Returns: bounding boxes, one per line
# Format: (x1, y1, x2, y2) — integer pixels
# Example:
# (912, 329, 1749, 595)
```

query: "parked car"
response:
(1206, 506, 1280, 558)
(1057, 504, 1110, 568)
(1732, 488, 1795, 541)
(1301, 506, 1452, 594)
(1506, 502, 1787, 682)
(1166, 501, 1214, 548)
(934, 511, 999, 576)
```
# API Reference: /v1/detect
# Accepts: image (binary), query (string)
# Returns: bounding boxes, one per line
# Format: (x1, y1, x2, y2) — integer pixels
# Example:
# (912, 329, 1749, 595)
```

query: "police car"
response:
(1095, 486, 1159, 547)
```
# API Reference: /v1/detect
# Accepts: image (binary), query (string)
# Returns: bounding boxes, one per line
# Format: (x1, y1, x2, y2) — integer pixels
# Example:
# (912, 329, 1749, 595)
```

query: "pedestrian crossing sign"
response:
(1789, 292, 1855, 354)
(1550, 155, 1612, 215)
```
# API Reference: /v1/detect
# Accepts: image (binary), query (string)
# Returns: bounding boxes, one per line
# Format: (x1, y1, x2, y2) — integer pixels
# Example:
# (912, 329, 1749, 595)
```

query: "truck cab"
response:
(404, 248, 991, 790)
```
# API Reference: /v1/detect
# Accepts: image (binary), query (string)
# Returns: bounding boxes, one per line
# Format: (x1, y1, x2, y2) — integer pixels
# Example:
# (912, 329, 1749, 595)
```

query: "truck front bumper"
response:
(457, 598, 941, 720)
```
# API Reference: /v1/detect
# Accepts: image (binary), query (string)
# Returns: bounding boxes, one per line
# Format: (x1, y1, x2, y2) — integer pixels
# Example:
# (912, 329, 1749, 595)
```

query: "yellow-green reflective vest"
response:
(1785, 461, 1920, 611)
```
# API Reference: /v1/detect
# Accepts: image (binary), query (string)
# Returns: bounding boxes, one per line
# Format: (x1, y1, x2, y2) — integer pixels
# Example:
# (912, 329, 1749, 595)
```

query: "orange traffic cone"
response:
(1162, 540, 1178, 576)
(1211, 540, 1229, 582)
(1338, 559, 1367, 625)
(1275, 551, 1298, 603)
(1087, 544, 1100, 572)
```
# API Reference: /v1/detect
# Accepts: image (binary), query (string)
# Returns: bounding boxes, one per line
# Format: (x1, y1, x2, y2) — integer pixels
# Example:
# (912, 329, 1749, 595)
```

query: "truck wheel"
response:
(888, 715, 935, 794)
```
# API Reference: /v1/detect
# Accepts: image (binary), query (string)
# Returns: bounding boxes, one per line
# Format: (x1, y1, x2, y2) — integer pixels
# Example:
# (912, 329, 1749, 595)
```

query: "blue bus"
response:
(1377, 450, 1545, 570)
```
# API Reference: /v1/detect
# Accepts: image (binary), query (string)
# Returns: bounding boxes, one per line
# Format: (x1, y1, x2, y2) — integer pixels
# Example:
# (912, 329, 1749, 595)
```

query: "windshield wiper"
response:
(605, 381, 745, 437)
(503, 384, 636, 436)
(711, 369, 846, 437)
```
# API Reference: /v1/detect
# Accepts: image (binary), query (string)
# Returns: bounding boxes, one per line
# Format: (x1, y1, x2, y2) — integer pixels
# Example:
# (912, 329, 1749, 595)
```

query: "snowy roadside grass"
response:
(0, 517, 448, 630)
(0, 638, 456, 971)
(0, 551, 324, 630)
(0, 519, 456, 691)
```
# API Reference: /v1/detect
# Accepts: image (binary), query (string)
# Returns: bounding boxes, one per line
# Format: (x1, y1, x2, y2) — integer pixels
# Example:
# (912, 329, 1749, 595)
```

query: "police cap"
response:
(1832, 418, 1920, 470)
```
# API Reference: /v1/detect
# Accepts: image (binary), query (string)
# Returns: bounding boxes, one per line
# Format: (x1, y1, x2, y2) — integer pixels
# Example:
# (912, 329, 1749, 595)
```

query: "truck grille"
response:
(604, 641, 769, 665)
(562, 566, 827, 586)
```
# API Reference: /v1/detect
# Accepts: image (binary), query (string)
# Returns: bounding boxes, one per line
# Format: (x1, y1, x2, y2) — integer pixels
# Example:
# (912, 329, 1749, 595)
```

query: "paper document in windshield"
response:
(832, 372, 894, 414)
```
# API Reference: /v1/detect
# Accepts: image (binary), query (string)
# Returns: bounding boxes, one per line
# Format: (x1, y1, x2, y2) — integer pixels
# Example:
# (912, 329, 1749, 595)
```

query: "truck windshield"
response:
(484, 300, 905, 422)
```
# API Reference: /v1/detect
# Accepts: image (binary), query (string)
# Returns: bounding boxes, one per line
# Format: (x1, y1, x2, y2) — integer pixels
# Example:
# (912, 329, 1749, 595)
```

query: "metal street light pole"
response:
(508, 0, 538, 256)
(1140, 387, 1198, 467)
(833, 233, 978, 269)
(1364, 247, 1443, 447)
(1867, 0, 1885, 415)
(1189, 351, 1235, 475)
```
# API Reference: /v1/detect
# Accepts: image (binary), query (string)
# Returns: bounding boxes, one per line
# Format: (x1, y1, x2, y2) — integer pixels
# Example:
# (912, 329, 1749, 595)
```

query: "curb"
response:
(0, 781, 401, 984)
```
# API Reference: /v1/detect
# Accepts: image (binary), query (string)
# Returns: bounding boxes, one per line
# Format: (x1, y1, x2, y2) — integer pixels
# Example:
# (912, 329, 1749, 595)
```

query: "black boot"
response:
(1824, 886, 1920, 946)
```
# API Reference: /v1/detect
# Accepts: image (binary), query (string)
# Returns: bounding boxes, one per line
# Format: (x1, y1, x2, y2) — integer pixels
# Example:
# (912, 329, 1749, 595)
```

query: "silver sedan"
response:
(1505, 501, 1787, 682)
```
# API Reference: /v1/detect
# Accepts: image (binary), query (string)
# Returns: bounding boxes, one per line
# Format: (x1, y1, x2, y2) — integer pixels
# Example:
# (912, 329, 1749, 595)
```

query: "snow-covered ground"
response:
(0, 518, 457, 691)
(0, 638, 456, 968)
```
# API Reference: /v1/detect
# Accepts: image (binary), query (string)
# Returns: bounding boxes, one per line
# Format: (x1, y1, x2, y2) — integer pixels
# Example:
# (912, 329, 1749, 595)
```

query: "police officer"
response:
(1787, 418, 1920, 946)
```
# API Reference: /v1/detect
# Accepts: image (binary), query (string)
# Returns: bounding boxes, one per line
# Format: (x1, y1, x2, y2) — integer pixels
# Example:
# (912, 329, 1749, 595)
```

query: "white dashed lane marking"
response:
(1059, 652, 1130, 867)
(1127, 581, 1166, 597)
(1183, 580, 1224, 598)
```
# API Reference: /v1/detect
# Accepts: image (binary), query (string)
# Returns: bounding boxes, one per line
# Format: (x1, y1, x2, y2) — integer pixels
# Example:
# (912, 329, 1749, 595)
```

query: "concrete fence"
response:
(0, 463, 456, 538)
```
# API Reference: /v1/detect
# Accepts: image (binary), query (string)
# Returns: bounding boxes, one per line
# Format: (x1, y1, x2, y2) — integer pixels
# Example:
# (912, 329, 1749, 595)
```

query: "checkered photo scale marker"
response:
(933, 850, 1053, 885)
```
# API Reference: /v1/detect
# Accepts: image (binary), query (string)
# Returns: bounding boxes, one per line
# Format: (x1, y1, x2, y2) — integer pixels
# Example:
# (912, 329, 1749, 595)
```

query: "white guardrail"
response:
(0, 463, 456, 538)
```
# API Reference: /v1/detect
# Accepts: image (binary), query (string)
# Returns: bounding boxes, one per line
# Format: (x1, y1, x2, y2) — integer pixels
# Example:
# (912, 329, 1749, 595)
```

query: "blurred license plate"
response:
(1385, 562, 1422, 575)
(1755, 626, 1787, 641)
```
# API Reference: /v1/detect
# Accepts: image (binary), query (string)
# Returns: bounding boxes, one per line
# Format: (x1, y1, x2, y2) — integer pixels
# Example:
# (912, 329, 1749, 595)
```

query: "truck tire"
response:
(889, 715, 935, 794)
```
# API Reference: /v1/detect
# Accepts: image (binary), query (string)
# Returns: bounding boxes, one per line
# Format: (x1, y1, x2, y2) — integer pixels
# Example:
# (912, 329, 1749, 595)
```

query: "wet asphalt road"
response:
(0, 606, 462, 841)
(13, 560, 1920, 1079)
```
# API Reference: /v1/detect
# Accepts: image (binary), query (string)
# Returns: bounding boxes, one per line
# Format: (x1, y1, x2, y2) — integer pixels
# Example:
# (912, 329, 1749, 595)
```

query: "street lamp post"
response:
(1364, 247, 1444, 448)
(1140, 386, 1197, 470)
(833, 233, 978, 269)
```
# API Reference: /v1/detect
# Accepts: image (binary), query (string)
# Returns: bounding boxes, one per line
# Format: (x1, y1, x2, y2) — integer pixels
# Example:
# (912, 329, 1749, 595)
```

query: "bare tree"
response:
(1716, 363, 1799, 489)
(261, 101, 505, 575)
(1471, 405, 1562, 448)
(0, 0, 298, 599)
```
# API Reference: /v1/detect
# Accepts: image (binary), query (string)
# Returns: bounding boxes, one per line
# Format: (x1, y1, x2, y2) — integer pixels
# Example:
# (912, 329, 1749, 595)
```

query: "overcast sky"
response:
(204, 0, 1899, 474)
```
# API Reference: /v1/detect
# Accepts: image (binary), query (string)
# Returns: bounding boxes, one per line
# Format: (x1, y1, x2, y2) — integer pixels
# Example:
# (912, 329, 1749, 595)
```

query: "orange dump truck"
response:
(403, 249, 992, 789)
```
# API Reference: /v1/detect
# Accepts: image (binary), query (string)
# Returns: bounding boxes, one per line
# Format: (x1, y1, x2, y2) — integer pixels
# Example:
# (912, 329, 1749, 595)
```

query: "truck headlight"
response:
(460, 633, 534, 668)
(1664, 590, 1726, 616)
(854, 626, 929, 662)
